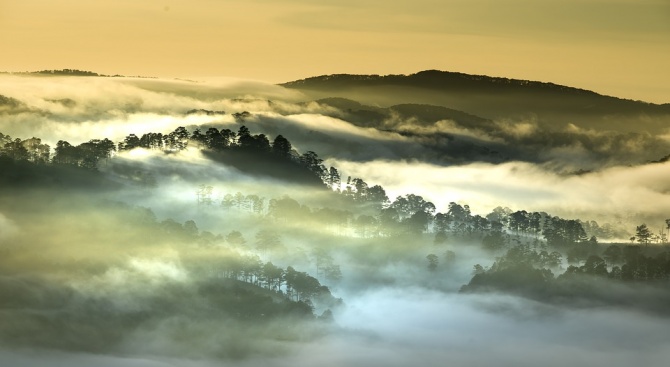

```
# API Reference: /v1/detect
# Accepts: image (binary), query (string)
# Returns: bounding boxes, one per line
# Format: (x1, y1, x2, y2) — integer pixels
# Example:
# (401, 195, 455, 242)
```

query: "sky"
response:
(1, 0, 669, 102)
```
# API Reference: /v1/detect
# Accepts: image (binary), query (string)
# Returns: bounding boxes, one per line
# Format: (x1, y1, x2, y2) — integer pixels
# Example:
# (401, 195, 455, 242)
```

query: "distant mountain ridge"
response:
(284, 69, 605, 98)
(282, 70, 670, 133)
(283, 69, 660, 105)
(314, 97, 492, 130)
(0, 69, 156, 79)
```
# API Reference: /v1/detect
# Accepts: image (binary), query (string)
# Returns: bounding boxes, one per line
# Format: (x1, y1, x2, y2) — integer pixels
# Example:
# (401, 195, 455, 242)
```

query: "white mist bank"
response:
(3, 289, 669, 367)
(330, 158, 670, 231)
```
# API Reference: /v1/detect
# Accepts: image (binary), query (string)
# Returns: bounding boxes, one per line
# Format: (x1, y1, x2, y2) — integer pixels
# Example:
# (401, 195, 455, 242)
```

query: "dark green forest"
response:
(3, 125, 670, 314)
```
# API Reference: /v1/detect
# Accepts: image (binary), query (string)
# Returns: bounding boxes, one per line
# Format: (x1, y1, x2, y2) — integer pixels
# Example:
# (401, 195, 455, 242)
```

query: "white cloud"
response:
(329, 158, 670, 233)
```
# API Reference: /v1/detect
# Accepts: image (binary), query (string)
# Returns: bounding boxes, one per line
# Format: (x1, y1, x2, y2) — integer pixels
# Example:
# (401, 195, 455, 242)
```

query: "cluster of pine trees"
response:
(0, 125, 620, 254)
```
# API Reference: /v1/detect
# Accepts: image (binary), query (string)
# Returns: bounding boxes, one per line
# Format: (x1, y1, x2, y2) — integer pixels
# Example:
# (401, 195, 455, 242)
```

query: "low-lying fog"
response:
(2, 289, 669, 367)
(3, 74, 670, 229)
(3, 74, 670, 365)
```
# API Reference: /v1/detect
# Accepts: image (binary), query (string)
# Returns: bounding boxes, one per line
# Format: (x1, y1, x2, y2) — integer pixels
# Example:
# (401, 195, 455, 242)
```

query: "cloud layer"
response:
(3, 74, 670, 365)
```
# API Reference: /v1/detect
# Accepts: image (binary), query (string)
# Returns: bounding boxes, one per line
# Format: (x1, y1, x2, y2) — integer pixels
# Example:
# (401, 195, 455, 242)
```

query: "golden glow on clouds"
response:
(1, 0, 669, 102)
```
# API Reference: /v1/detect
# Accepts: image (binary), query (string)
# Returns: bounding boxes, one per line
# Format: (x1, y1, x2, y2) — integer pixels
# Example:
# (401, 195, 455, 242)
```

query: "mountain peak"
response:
(282, 69, 603, 98)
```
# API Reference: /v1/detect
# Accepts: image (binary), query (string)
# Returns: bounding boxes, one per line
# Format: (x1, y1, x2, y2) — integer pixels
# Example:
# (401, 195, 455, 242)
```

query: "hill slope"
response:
(283, 70, 670, 132)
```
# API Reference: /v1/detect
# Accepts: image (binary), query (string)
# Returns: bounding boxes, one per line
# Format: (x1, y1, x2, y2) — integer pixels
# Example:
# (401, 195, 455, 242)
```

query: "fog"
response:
(331, 158, 670, 232)
(2, 74, 670, 365)
(2, 290, 670, 367)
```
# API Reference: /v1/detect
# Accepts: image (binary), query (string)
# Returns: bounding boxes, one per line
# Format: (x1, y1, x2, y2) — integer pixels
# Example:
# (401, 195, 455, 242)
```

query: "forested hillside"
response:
(2, 72, 670, 365)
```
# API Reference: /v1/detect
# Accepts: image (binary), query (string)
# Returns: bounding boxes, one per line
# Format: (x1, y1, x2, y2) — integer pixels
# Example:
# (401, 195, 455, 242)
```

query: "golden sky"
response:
(1, 0, 669, 103)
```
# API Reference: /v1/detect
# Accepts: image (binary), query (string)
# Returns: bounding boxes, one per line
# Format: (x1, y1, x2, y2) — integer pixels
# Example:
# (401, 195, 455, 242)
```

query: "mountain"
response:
(283, 70, 670, 133)
(314, 97, 493, 131)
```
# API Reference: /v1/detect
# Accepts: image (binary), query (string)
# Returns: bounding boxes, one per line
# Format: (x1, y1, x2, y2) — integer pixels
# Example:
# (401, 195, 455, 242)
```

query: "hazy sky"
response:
(1, 0, 669, 103)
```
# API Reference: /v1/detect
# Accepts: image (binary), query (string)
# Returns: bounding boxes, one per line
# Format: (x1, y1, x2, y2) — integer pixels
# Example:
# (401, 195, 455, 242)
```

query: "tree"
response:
(272, 135, 292, 158)
(53, 140, 79, 165)
(602, 245, 622, 264)
(434, 213, 451, 233)
(390, 196, 411, 219)
(509, 210, 529, 234)
(237, 125, 254, 148)
(482, 231, 506, 251)
(472, 264, 485, 275)
(470, 215, 489, 235)
(0, 133, 11, 148)
(250, 133, 271, 152)
(354, 214, 377, 237)
(635, 224, 652, 246)
(226, 231, 247, 246)
(205, 128, 226, 150)
(540, 251, 562, 268)
(165, 126, 189, 151)
(324, 265, 342, 284)
(378, 208, 400, 237)
(255, 230, 282, 255)
(326, 167, 341, 191)
(77, 138, 116, 169)
(2, 138, 29, 161)
(486, 206, 511, 229)
(242, 255, 263, 284)
(220, 129, 236, 147)
(426, 254, 439, 271)
(233, 111, 251, 121)
(404, 210, 432, 234)
(119, 134, 141, 151)
(542, 216, 587, 247)
(190, 128, 206, 146)
(391, 194, 434, 221)
(139, 132, 164, 150)
(312, 247, 334, 279)
(285, 267, 323, 302)
(659, 228, 668, 244)
(246, 194, 265, 214)
(351, 178, 368, 201)
(582, 255, 608, 276)
(448, 202, 470, 224)
(300, 151, 327, 181)
(196, 185, 213, 206)
(434, 230, 448, 245)
(268, 195, 306, 221)
(445, 251, 456, 265)
(21, 137, 50, 163)
(261, 262, 284, 291)
(183, 220, 199, 238)
(528, 212, 543, 237)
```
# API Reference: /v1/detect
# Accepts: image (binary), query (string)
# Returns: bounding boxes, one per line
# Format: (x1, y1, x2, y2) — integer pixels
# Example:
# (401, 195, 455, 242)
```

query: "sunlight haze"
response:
(1, 0, 668, 102)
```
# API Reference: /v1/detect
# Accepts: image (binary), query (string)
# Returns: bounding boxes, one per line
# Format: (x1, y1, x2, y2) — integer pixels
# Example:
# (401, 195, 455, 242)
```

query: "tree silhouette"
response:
(272, 135, 292, 158)
(20, 137, 50, 163)
(255, 230, 282, 255)
(299, 151, 327, 181)
(426, 254, 439, 271)
(190, 128, 206, 146)
(166, 126, 189, 151)
(119, 134, 141, 151)
(237, 125, 253, 149)
(602, 245, 622, 264)
(2, 138, 30, 161)
(635, 224, 652, 246)
(326, 167, 341, 191)
(226, 231, 247, 246)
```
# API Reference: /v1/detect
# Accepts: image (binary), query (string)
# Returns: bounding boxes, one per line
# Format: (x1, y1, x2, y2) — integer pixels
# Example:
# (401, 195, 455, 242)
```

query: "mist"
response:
(3, 73, 670, 366)
(2, 289, 669, 367)
(331, 158, 670, 234)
